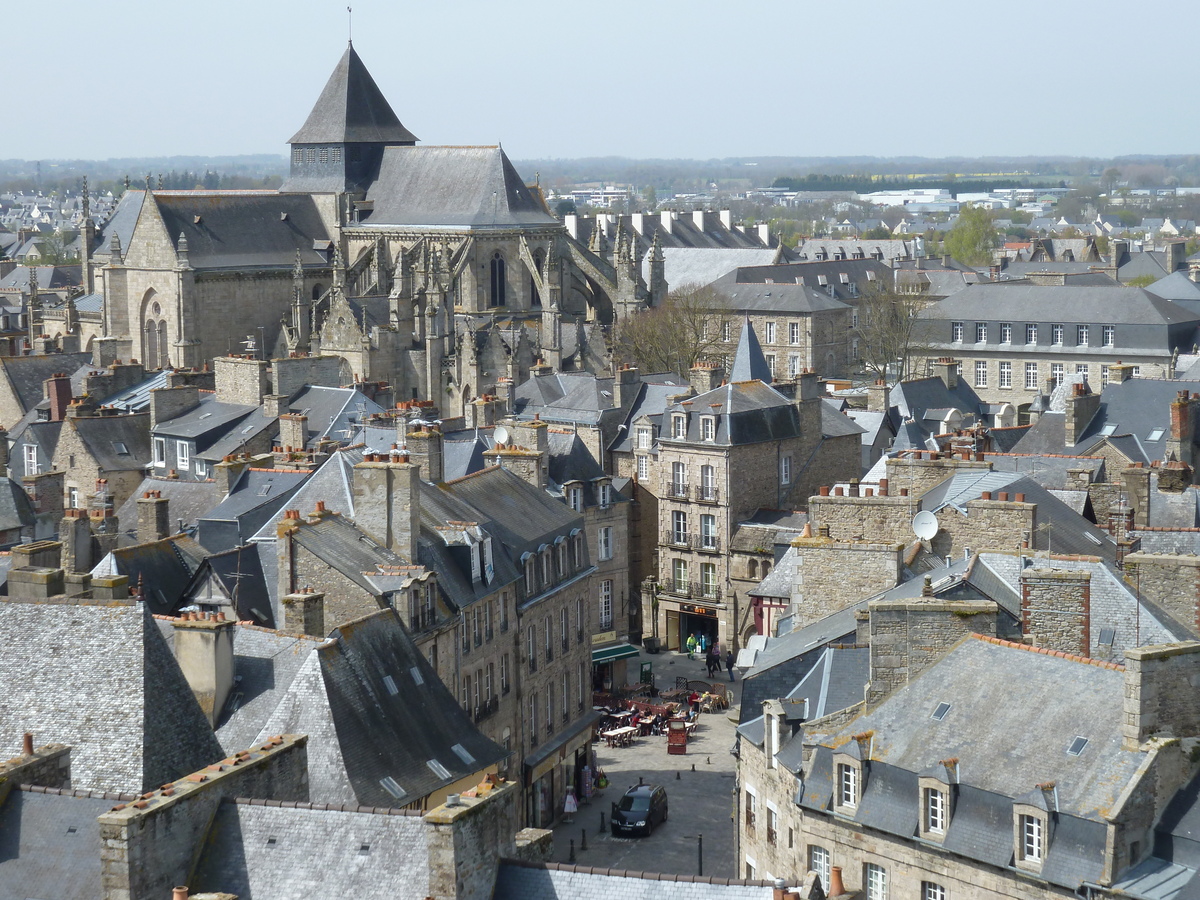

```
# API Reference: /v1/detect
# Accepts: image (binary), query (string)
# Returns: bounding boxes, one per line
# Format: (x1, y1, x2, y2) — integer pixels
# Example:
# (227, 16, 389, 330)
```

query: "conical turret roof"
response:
(289, 43, 418, 145)
(730, 316, 772, 383)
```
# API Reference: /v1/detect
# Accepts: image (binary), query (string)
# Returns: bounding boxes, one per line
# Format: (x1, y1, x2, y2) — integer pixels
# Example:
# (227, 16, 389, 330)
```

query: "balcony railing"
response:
(660, 579, 723, 602)
(473, 695, 500, 723)
(666, 483, 690, 500)
(696, 485, 720, 504)
(660, 531, 722, 553)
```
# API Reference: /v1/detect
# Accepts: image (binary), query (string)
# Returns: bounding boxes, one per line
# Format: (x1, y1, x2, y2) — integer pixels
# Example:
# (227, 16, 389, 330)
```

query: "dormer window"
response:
(567, 485, 583, 512)
(1013, 788, 1053, 872)
(1019, 814, 1043, 863)
(924, 787, 946, 834)
(701, 416, 716, 441)
(837, 762, 859, 809)
(636, 426, 652, 449)
(598, 482, 612, 508)
(672, 414, 687, 439)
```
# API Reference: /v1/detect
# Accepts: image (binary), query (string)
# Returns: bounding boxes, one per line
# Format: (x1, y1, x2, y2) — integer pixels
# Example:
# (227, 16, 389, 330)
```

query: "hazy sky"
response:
(9, 0, 1197, 162)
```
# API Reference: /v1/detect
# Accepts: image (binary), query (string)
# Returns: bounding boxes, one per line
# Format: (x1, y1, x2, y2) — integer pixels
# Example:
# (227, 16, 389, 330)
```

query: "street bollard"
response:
(691, 763, 696, 772)
(698, 833, 704, 876)
(599, 811, 606, 833)
(676, 771, 681, 779)
(581, 828, 588, 851)
(569, 839, 576, 863)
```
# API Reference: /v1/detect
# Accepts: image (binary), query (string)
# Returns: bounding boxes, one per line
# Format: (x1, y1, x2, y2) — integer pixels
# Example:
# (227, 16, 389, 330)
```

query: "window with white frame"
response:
(636, 426, 651, 449)
(764, 322, 776, 343)
(924, 787, 946, 834)
(1101, 365, 1110, 385)
(700, 464, 715, 501)
(865, 863, 888, 900)
(1103, 324, 1115, 346)
(722, 321, 731, 342)
(789, 354, 801, 377)
(177, 441, 190, 470)
(789, 322, 801, 344)
(1025, 323, 1038, 344)
(672, 510, 687, 544)
(1025, 362, 1039, 390)
(68, 486, 79, 509)
(567, 485, 583, 512)
(975, 322, 987, 342)
(975, 360, 987, 388)
(1076, 363, 1089, 377)
(636, 455, 648, 480)
(1052, 323, 1064, 345)
(1051, 363, 1064, 387)
(951, 321, 964, 342)
(744, 788, 757, 826)
(922, 882, 946, 900)
(700, 562, 717, 598)
(766, 806, 778, 845)
(780, 455, 792, 485)
(700, 514, 716, 549)
(1000, 322, 1012, 343)
(808, 846, 830, 892)
(1020, 813, 1043, 863)
(999, 361, 1012, 388)
(837, 762, 859, 808)
(671, 415, 686, 438)
(599, 483, 611, 507)
(765, 354, 776, 376)
(671, 461, 687, 496)
(23, 444, 38, 475)
(1132, 365, 1141, 377)
(598, 526, 613, 560)
(153, 437, 166, 467)
(672, 558, 688, 591)
(599, 580, 613, 629)
(1077, 324, 1089, 346)
(701, 416, 715, 441)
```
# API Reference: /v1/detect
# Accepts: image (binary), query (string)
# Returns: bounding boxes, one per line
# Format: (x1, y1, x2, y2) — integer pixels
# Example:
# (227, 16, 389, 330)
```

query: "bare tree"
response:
(612, 283, 735, 376)
(854, 279, 935, 383)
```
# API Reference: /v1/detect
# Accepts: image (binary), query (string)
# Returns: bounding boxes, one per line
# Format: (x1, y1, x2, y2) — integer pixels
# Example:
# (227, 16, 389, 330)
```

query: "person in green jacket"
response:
(686, 633, 697, 659)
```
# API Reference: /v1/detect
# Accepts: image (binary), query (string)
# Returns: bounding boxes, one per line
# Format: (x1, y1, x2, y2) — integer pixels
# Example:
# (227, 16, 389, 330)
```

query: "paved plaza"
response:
(548, 648, 743, 878)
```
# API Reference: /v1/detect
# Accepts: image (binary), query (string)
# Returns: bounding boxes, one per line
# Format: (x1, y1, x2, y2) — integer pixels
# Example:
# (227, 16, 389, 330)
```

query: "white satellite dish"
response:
(494, 425, 511, 446)
(911, 511, 939, 541)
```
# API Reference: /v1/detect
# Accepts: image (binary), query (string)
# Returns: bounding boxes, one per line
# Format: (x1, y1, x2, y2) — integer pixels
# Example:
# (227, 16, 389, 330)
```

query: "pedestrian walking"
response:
(563, 786, 578, 823)
(705, 647, 719, 678)
(725, 649, 735, 682)
(686, 632, 697, 659)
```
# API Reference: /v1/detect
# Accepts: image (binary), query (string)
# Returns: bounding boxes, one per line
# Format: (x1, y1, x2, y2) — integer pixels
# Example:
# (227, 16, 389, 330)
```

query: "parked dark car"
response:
(611, 783, 668, 836)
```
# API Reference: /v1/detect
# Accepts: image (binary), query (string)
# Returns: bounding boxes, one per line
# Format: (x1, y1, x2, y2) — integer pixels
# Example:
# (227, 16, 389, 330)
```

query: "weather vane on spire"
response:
(347, 6, 353, 45)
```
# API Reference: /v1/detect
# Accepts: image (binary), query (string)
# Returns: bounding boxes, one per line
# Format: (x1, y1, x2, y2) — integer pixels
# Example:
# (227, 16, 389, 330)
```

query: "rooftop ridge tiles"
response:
(228, 796, 422, 815)
(442, 464, 503, 486)
(19, 784, 139, 800)
(985, 450, 1100, 458)
(247, 467, 309, 473)
(1131, 526, 1200, 532)
(970, 632, 1124, 670)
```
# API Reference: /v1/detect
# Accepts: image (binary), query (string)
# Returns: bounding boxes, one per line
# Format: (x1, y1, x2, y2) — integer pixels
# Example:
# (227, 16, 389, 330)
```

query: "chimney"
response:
(1167, 240, 1187, 273)
(1122, 642, 1200, 749)
(278, 413, 309, 455)
(1064, 382, 1101, 446)
(263, 393, 288, 418)
(797, 368, 820, 401)
(866, 379, 889, 412)
(91, 574, 129, 600)
(688, 362, 722, 395)
(692, 209, 707, 231)
(149, 385, 201, 429)
(614, 365, 641, 408)
(660, 211, 674, 235)
(214, 454, 253, 498)
(719, 209, 734, 231)
(353, 454, 421, 560)
(1167, 390, 1198, 468)
(280, 590, 325, 637)
(59, 510, 93, 574)
(137, 490, 171, 543)
(406, 427, 445, 483)
(1122, 463, 1152, 528)
(757, 222, 771, 246)
(497, 376, 516, 412)
(44, 373, 72, 422)
(1108, 361, 1135, 384)
(1020, 568, 1091, 657)
(171, 612, 236, 728)
(213, 355, 269, 405)
(22, 471, 65, 525)
(931, 357, 958, 390)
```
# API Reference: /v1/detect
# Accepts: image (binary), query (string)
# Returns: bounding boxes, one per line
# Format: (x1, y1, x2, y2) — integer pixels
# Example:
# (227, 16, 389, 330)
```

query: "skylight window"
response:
(451, 743, 476, 766)
(257, 484, 272, 497)
(1148, 428, 1166, 442)
(931, 702, 951, 721)
(409, 666, 425, 685)
(427, 759, 452, 780)
(111, 441, 129, 454)
(1067, 736, 1089, 756)
(1100, 424, 1118, 437)
(382, 674, 399, 695)
(380, 777, 406, 800)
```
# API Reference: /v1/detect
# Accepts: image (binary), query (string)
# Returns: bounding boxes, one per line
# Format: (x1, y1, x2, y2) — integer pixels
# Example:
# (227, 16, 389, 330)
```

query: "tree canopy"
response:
(942, 205, 998, 266)
(611, 284, 734, 376)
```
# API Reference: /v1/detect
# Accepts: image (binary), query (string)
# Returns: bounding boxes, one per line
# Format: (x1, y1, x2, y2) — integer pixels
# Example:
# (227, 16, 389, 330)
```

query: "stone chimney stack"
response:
(688, 362, 722, 395)
(137, 490, 171, 543)
(614, 364, 641, 408)
(278, 413, 309, 454)
(214, 355, 270, 406)
(44, 372, 72, 422)
(1020, 567, 1091, 657)
(171, 612, 236, 728)
(1065, 381, 1101, 446)
(59, 509, 93, 574)
(1122, 642, 1200, 750)
(931, 357, 958, 390)
(352, 451, 421, 561)
(1108, 361, 1135, 384)
(865, 379, 890, 412)
(1167, 390, 1199, 468)
(149, 385, 201, 429)
(406, 426, 444, 483)
(280, 589, 325, 637)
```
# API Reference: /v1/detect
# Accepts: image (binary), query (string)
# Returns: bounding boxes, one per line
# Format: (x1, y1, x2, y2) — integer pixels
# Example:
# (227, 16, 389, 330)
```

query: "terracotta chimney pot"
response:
(22, 732, 33, 755)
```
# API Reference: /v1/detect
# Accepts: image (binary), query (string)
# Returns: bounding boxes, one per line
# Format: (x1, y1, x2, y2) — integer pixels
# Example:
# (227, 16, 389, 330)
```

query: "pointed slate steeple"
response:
(730, 316, 772, 383)
(289, 43, 417, 145)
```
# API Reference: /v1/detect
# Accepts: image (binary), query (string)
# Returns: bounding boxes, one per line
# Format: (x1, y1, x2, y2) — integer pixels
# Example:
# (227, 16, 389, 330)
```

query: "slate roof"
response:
(1147, 270, 1200, 303)
(662, 381, 803, 448)
(153, 392, 257, 443)
(0, 264, 81, 291)
(606, 374, 691, 453)
(0, 598, 224, 793)
(112, 476, 220, 546)
(150, 192, 332, 270)
(983, 452, 1104, 490)
(286, 384, 388, 448)
(546, 430, 605, 485)
(640, 247, 780, 288)
(363, 146, 556, 228)
(192, 800, 430, 898)
(0, 788, 119, 900)
(0, 352, 91, 424)
(0, 476, 36, 535)
(288, 44, 417, 145)
(737, 621, 858, 725)
(196, 468, 309, 552)
(70, 412, 152, 472)
(514, 371, 616, 425)
(494, 860, 777, 900)
(253, 608, 507, 806)
(925, 282, 1200, 328)
(249, 446, 365, 541)
(291, 511, 412, 593)
(183, 543, 275, 625)
(730, 317, 773, 383)
(92, 535, 207, 615)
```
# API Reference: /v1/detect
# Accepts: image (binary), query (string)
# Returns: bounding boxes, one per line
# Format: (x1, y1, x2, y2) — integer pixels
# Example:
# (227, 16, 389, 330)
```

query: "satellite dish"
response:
(494, 425, 511, 446)
(912, 511, 939, 541)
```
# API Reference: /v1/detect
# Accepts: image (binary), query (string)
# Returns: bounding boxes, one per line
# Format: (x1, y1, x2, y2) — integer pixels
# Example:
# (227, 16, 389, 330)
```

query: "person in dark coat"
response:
(725, 650, 735, 681)
(705, 646, 719, 677)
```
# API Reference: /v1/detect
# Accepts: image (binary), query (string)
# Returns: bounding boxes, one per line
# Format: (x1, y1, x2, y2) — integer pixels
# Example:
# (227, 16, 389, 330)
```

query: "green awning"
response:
(591, 643, 640, 665)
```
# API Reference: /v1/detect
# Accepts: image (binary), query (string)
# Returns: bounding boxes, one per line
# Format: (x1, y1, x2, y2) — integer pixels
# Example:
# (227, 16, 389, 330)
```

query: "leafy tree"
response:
(943, 205, 998, 266)
(1095, 234, 1110, 257)
(854, 279, 935, 383)
(1125, 274, 1157, 288)
(643, 185, 657, 209)
(554, 199, 577, 217)
(612, 284, 734, 376)
(862, 225, 892, 239)
(1101, 167, 1122, 193)
(32, 229, 74, 265)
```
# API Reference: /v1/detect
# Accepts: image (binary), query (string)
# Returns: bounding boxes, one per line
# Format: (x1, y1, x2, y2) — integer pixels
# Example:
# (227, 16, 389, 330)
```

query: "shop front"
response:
(591, 633, 641, 692)
(524, 709, 601, 827)
(660, 598, 723, 652)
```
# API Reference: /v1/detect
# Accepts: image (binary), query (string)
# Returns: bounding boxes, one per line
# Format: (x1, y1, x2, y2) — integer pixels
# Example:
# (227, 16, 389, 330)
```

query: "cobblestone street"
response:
(548, 649, 743, 878)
